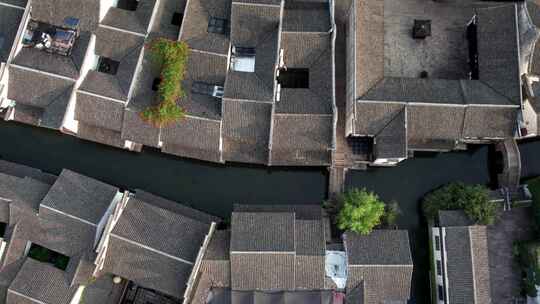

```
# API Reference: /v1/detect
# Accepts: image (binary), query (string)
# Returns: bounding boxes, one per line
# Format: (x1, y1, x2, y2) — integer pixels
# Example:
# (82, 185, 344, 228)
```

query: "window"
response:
(27, 244, 70, 270)
(231, 47, 256, 73)
(191, 81, 224, 98)
(97, 57, 120, 75)
(152, 78, 161, 91)
(171, 12, 183, 26)
(436, 260, 442, 275)
(435, 235, 440, 251)
(278, 68, 309, 88)
(116, 0, 138, 11)
(438, 285, 445, 301)
(208, 17, 229, 35)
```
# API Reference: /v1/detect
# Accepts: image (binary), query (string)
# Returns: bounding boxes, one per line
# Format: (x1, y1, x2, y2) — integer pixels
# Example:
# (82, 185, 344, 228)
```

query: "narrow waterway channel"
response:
(4, 118, 540, 304)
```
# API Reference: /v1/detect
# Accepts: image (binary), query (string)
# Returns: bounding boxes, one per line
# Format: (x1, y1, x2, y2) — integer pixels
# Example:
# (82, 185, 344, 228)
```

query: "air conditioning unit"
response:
(212, 86, 224, 98)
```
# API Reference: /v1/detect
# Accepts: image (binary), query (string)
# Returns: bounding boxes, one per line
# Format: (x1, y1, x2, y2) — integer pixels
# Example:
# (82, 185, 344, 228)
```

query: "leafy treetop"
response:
(140, 38, 189, 126)
(336, 188, 386, 235)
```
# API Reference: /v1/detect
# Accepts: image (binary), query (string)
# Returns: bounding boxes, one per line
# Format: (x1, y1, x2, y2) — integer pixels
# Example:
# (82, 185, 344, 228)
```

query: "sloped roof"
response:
(346, 266, 413, 304)
(231, 212, 295, 252)
(222, 99, 271, 164)
(11, 31, 91, 79)
(111, 198, 211, 262)
(31, 0, 99, 31)
(104, 197, 213, 298)
(100, 0, 158, 35)
(75, 91, 125, 132)
(344, 230, 412, 266)
(277, 32, 333, 115)
(7, 258, 77, 304)
(230, 252, 296, 290)
(161, 116, 222, 163)
(40, 169, 118, 225)
(444, 225, 491, 304)
(179, 0, 231, 55)
(0, 160, 56, 185)
(282, 1, 331, 32)
(373, 107, 406, 159)
(270, 115, 332, 166)
(224, 2, 280, 102)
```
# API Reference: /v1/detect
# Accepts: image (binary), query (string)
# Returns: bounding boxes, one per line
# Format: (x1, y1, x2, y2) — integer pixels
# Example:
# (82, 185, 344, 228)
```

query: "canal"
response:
(3, 118, 540, 304)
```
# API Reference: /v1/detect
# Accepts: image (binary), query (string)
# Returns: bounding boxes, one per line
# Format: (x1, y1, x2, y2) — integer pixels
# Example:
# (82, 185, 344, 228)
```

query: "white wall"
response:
(100, 0, 119, 21)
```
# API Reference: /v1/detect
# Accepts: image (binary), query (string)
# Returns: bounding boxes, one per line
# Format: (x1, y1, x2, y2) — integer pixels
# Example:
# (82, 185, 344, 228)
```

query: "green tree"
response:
(422, 182, 497, 225)
(381, 200, 400, 227)
(337, 188, 385, 235)
(141, 38, 189, 126)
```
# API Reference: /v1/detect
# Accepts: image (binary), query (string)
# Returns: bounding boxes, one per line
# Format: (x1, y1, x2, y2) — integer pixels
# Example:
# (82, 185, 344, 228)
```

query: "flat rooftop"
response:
(383, 0, 478, 80)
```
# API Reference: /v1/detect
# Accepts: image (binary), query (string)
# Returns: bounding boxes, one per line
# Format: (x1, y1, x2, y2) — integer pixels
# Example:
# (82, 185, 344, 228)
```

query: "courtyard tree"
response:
(336, 188, 386, 235)
(141, 38, 189, 126)
(422, 182, 497, 225)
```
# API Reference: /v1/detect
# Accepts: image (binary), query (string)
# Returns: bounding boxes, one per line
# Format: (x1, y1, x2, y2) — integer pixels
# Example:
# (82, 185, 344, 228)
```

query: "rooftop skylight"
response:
(208, 17, 229, 35)
(231, 47, 256, 73)
(278, 68, 309, 88)
(27, 243, 70, 271)
(116, 0, 139, 11)
(97, 57, 120, 75)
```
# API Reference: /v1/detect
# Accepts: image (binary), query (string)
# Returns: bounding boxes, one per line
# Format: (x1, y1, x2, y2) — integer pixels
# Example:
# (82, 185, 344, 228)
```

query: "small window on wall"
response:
(116, 0, 139, 11)
(97, 57, 120, 75)
(434, 235, 440, 251)
(438, 285, 445, 301)
(171, 12, 183, 26)
(436, 260, 442, 275)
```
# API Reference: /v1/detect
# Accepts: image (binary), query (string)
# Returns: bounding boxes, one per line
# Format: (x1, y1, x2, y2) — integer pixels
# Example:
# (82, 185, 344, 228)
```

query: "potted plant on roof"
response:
(140, 38, 189, 127)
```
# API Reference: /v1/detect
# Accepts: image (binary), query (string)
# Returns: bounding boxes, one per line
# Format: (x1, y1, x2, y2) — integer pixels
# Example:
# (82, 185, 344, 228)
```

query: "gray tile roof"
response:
(0, 160, 56, 185)
(0, 174, 51, 217)
(444, 226, 491, 304)
(230, 252, 296, 290)
(222, 99, 271, 164)
(270, 115, 332, 166)
(406, 105, 464, 150)
(111, 198, 211, 263)
(179, 0, 231, 55)
(277, 32, 333, 115)
(224, 3, 279, 102)
(102, 235, 193, 298)
(7, 66, 74, 108)
(346, 266, 413, 304)
(76, 122, 127, 149)
(295, 255, 325, 290)
(350, 0, 522, 152)
(438, 210, 474, 227)
(0, 5, 24, 62)
(120, 108, 161, 147)
(295, 220, 325, 256)
(205, 230, 231, 261)
(74, 91, 125, 132)
(7, 258, 77, 304)
(354, 102, 405, 136)
(374, 107, 406, 159)
(35, 207, 97, 256)
(79, 70, 128, 101)
(11, 31, 91, 79)
(181, 50, 227, 120)
(231, 212, 295, 252)
(148, 0, 187, 40)
(344, 230, 412, 266)
(101, 0, 158, 34)
(134, 189, 219, 224)
(476, 4, 522, 105)
(462, 106, 517, 139)
(282, 1, 330, 32)
(40, 169, 118, 225)
(233, 204, 323, 220)
(9, 104, 43, 127)
(161, 116, 222, 163)
(31, 0, 99, 31)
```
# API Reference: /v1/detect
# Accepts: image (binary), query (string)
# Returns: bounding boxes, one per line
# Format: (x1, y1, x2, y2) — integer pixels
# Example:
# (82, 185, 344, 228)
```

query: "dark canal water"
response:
(3, 118, 540, 304)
